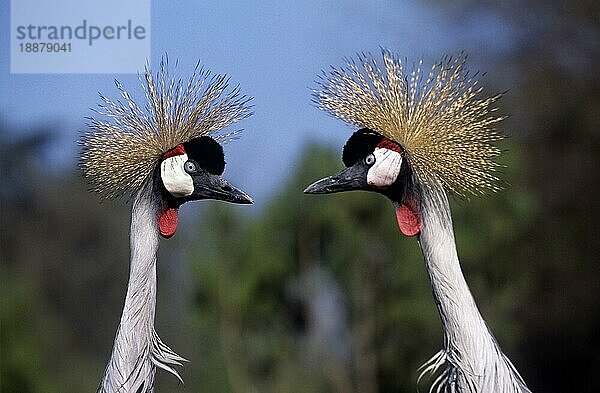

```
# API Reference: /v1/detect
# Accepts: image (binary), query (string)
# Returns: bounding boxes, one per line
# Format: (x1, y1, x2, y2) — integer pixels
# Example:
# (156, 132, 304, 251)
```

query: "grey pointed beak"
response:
(192, 173, 253, 204)
(304, 162, 368, 194)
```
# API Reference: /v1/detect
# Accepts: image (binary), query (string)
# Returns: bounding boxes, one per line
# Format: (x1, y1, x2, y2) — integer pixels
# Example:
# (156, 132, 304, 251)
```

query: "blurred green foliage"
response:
(1, 127, 133, 393)
(181, 140, 537, 393)
(2, 1, 599, 392)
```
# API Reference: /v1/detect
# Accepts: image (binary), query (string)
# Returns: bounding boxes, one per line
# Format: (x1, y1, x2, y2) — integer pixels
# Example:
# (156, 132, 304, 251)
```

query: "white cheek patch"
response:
(367, 148, 403, 188)
(160, 153, 194, 197)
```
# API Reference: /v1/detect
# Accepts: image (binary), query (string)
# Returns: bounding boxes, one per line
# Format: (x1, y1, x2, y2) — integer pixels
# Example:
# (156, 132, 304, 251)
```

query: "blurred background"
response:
(1, 1, 598, 392)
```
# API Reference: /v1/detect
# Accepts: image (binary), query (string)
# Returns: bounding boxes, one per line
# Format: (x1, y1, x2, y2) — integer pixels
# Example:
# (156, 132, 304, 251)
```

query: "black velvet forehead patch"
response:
(183, 136, 225, 175)
(342, 128, 384, 167)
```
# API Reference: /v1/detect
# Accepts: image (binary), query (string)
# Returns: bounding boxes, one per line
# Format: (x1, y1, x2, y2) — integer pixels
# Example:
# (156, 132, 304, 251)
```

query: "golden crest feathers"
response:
(79, 57, 252, 199)
(313, 49, 505, 197)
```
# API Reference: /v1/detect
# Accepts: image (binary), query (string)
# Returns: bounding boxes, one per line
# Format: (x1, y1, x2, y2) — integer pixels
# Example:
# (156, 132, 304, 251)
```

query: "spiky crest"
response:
(80, 57, 252, 199)
(313, 49, 505, 198)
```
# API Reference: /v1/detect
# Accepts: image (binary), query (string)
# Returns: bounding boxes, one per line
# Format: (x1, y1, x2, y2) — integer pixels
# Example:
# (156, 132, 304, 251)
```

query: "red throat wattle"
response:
(158, 207, 179, 238)
(395, 201, 421, 237)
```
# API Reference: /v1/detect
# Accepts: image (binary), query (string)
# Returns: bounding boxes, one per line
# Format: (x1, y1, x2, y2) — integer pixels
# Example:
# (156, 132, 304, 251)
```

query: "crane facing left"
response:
(79, 57, 253, 393)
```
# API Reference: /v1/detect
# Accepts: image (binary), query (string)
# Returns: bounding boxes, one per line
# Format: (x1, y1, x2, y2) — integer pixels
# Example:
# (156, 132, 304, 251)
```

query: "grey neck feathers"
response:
(97, 181, 185, 393)
(415, 187, 530, 393)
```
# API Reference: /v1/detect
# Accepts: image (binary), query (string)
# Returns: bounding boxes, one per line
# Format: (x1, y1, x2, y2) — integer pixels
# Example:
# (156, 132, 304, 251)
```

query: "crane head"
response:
(80, 57, 255, 239)
(304, 128, 410, 199)
(304, 128, 420, 236)
(159, 136, 253, 204)
(156, 135, 253, 238)
(305, 50, 509, 236)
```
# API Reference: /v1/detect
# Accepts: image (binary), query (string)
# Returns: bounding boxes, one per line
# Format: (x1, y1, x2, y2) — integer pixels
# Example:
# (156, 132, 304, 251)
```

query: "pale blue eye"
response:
(184, 160, 197, 173)
(364, 153, 375, 166)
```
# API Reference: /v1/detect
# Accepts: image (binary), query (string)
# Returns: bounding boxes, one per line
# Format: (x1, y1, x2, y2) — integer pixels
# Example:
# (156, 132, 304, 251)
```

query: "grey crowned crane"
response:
(80, 59, 253, 393)
(304, 51, 531, 392)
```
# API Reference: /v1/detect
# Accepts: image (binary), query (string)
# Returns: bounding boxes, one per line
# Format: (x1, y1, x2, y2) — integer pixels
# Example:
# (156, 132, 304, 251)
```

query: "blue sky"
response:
(0, 0, 515, 205)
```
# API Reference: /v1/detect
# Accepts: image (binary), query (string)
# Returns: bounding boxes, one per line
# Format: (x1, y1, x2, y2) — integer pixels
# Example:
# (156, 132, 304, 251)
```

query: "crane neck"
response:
(404, 187, 530, 392)
(98, 180, 161, 393)
(125, 179, 161, 326)
(399, 188, 500, 372)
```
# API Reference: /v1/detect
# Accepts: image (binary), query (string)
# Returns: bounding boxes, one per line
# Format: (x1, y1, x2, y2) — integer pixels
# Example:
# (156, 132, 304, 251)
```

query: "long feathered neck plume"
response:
(80, 58, 252, 393)
(314, 50, 530, 392)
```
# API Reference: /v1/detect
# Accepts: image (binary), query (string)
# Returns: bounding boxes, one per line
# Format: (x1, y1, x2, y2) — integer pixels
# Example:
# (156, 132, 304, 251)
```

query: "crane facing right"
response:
(304, 50, 531, 392)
